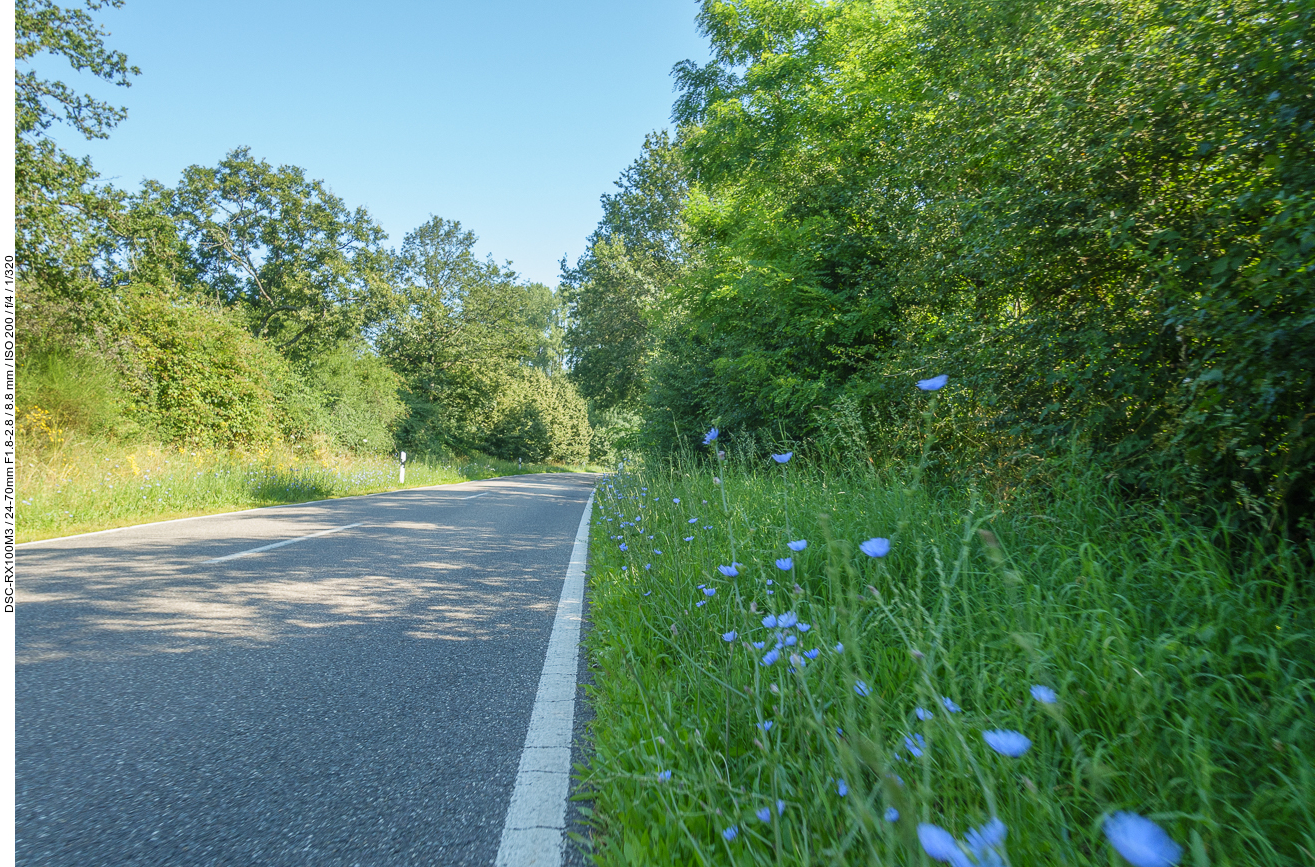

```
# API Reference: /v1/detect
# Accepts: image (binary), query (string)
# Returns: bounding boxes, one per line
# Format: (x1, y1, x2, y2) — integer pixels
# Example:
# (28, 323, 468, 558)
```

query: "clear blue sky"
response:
(53, 0, 710, 287)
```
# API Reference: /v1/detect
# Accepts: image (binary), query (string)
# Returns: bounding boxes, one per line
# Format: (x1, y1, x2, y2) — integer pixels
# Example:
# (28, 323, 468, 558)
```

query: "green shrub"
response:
(485, 367, 591, 464)
(122, 289, 285, 447)
(299, 344, 406, 454)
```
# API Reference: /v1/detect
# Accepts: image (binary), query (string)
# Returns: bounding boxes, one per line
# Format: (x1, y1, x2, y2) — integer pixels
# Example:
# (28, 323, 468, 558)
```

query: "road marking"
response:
(457, 492, 489, 500)
(204, 522, 364, 563)
(495, 489, 594, 867)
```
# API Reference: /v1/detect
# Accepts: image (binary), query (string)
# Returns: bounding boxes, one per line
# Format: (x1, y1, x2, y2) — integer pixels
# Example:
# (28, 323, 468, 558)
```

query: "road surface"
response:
(15, 473, 597, 866)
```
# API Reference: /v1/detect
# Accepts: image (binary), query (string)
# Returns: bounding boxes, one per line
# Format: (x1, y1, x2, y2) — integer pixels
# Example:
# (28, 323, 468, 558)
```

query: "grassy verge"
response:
(577, 449, 1314, 865)
(18, 435, 598, 543)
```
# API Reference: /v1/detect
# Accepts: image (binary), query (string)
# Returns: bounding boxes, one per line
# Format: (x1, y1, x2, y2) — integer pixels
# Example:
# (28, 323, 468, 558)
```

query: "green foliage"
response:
(17, 348, 132, 441)
(120, 290, 287, 447)
(485, 367, 591, 464)
(581, 457, 1315, 865)
(298, 345, 406, 455)
(562, 130, 690, 412)
(636, 0, 1315, 530)
(149, 147, 393, 360)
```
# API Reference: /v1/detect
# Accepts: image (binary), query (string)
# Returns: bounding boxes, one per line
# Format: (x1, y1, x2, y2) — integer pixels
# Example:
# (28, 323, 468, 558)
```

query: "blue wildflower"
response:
(776, 800, 785, 815)
(658, 770, 672, 781)
(704, 587, 717, 596)
(942, 696, 961, 713)
(918, 823, 970, 867)
(718, 565, 738, 577)
(645, 563, 651, 570)
(772, 452, 793, 463)
(904, 733, 926, 757)
(983, 730, 1032, 757)
(696, 600, 706, 606)
(689, 517, 699, 524)
(673, 498, 680, 504)
(654, 550, 662, 555)
(762, 614, 778, 628)
(835, 642, 844, 652)
(704, 428, 719, 445)
(1031, 684, 1058, 704)
(966, 818, 1007, 865)
(885, 807, 900, 822)
(837, 779, 849, 796)
(722, 631, 737, 642)
(776, 557, 793, 570)
(721, 825, 737, 841)
(685, 536, 694, 542)
(784, 634, 797, 646)
(1103, 812, 1183, 867)
(787, 539, 807, 551)
(917, 374, 949, 391)
(752, 641, 766, 649)
(916, 707, 934, 721)
(798, 622, 811, 632)
(619, 543, 627, 551)
(757, 721, 773, 731)
(756, 807, 772, 822)
(860, 537, 891, 558)
(804, 648, 820, 659)
(777, 611, 798, 628)
(643, 591, 652, 596)
(855, 680, 871, 697)
(762, 648, 781, 666)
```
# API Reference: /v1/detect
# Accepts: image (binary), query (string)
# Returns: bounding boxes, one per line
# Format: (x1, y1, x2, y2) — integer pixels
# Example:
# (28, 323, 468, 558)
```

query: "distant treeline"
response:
(563, 0, 1314, 532)
(17, 0, 593, 465)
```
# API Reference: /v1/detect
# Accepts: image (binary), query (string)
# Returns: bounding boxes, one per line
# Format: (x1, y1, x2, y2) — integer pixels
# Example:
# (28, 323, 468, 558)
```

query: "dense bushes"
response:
(486, 368, 592, 464)
(595, 0, 1315, 532)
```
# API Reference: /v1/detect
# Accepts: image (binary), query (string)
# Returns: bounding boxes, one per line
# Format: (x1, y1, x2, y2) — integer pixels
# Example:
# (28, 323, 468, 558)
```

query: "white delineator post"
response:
(399, 450, 407, 484)
(495, 490, 594, 867)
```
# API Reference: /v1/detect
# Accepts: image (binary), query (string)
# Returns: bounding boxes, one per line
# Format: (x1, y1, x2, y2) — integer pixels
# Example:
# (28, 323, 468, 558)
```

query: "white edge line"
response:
(15, 477, 536, 547)
(458, 492, 490, 500)
(495, 488, 594, 867)
(204, 522, 364, 564)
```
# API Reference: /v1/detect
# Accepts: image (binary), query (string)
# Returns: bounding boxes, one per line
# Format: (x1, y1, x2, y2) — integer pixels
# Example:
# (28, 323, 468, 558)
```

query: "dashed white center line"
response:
(457, 492, 489, 500)
(204, 522, 364, 563)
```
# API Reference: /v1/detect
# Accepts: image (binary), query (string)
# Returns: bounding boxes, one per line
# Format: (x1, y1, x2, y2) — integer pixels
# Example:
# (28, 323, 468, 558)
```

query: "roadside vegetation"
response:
(578, 396, 1313, 866)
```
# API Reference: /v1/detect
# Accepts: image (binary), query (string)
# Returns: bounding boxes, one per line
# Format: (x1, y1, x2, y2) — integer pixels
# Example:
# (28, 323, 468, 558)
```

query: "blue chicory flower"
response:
(942, 696, 961, 712)
(916, 707, 934, 721)
(704, 587, 717, 596)
(762, 614, 777, 628)
(1103, 812, 1183, 867)
(757, 721, 773, 731)
(695, 600, 706, 607)
(860, 537, 891, 558)
(983, 730, 1032, 757)
(918, 823, 971, 867)
(718, 565, 738, 577)
(752, 641, 766, 649)
(885, 807, 900, 822)
(776, 557, 793, 570)
(966, 818, 1007, 864)
(1031, 684, 1058, 704)
(643, 591, 651, 596)
(654, 549, 662, 555)
(777, 611, 799, 628)
(658, 770, 672, 781)
(855, 680, 871, 697)
(772, 452, 793, 463)
(777, 800, 785, 815)
(762, 648, 781, 666)
(619, 543, 627, 551)
(722, 631, 738, 642)
(798, 622, 811, 632)
(673, 498, 680, 504)
(904, 733, 926, 757)
(917, 374, 949, 391)
(721, 825, 737, 841)
(684, 536, 694, 542)
(704, 427, 719, 445)
(784, 634, 797, 646)
(837, 779, 849, 796)
(689, 517, 699, 524)
(757, 807, 772, 822)
(787, 539, 807, 551)
(835, 642, 844, 652)
(645, 563, 651, 570)
(804, 648, 820, 659)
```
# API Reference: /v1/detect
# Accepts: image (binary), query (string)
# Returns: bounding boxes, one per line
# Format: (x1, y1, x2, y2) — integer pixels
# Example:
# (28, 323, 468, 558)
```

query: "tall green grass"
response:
(577, 446, 1313, 865)
(17, 435, 594, 543)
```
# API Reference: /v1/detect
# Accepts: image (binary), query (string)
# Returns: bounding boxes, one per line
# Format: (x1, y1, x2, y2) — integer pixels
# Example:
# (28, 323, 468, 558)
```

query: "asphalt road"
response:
(15, 472, 598, 867)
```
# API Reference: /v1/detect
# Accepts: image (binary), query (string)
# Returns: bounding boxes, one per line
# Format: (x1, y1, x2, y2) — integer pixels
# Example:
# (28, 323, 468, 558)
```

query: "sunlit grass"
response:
(577, 450, 1314, 865)
(17, 430, 597, 543)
